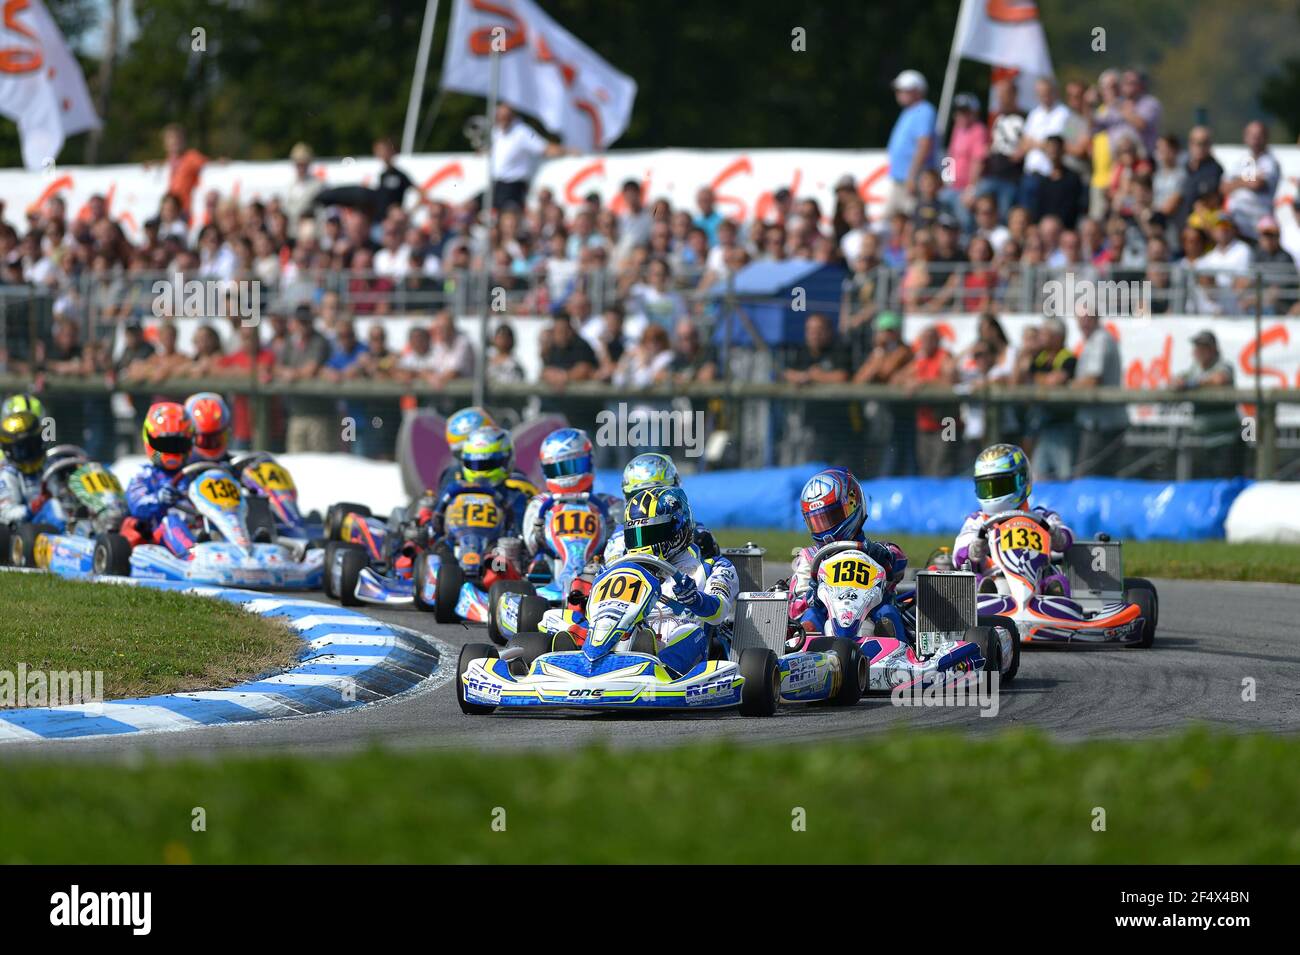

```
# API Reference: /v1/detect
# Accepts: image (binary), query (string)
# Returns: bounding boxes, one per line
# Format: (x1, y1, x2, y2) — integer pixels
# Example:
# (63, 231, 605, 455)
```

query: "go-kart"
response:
(321, 498, 434, 608)
(232, 451, 316, 541)
(456, 553, 791, 716)
(96, 461, 323, 588)
(485, 494, 607, 645)
(963, 510, 1157, 647)
(0, 447, 127, 573)
(411, 488, 526, 623)
(735, 542, 1020, 692)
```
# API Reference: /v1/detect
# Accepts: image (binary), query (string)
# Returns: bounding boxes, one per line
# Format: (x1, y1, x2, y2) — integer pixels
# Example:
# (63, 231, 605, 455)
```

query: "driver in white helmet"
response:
(954, 443, 1074, 572)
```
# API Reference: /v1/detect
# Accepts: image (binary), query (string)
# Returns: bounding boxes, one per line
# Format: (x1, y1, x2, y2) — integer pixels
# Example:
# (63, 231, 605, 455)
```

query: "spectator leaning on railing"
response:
(1072, 304, 1127, 476)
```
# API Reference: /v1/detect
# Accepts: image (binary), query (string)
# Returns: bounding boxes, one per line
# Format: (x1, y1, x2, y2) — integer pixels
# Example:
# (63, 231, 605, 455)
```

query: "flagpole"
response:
(473, 46, 501, 409)
(936, 0, 973, 137)
(402, 0, 441, 155)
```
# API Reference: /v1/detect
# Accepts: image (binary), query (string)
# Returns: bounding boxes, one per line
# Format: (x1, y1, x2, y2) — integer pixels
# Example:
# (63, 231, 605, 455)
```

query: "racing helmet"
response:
(800, 466, 866, 545)
(2, 393, 45, 421)
(621, 452, 680, 497)
(446, 406, 497, 460)
(0, 410, 45, 475)
(973, 443, 1031, 515)
(460, 426, 513, 486)
(540, 427, 594, 494)
(624, 485, 693, 561)
(142, 402, 194, 472)
(184, 392, 232, 461)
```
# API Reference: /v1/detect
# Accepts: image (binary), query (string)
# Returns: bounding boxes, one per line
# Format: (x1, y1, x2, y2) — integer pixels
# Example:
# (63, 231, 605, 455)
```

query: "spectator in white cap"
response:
(885, 69, 937, 220)
(1019, 78, 1075, 209)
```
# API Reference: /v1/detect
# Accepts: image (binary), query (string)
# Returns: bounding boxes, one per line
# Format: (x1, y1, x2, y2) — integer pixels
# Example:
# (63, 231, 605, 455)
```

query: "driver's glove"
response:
(157, 484, 181, 508)
(1050, 527, 1070, 553)
(968, 537, 988, 563)
(671, 572, 720, 618)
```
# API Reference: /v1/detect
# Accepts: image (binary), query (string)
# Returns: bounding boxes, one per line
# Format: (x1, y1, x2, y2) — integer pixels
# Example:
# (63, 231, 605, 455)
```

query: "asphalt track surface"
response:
(3, 572, 1299, 760)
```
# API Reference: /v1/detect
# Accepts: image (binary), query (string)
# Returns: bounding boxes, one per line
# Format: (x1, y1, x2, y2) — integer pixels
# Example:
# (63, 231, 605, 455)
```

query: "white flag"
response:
(0, 0, 100, 170)
(955, 0, 1054, 79)
(441, 0, 636, 152)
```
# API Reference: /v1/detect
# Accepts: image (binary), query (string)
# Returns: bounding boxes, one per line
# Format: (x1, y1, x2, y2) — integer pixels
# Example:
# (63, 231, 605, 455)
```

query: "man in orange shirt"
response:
(162, 124, 207, 218)
(897, 324, 957, 476)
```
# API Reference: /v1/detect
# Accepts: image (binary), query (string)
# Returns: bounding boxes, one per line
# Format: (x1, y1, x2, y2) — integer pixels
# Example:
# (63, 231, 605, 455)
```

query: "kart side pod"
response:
(914, 570, 977, 658)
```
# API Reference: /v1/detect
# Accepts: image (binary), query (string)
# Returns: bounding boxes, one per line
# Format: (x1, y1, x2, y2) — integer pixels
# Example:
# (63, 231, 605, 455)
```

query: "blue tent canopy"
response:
(708, 261, 848, 348)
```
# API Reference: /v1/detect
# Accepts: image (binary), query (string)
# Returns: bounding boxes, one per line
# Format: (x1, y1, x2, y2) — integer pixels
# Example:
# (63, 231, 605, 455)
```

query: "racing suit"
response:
(644, 544, 739, 676)
(0, 462, 45, 525)
(521, 491, 620, 559)
(790, 535, 908, 638)
(953, 505, 1074, 571)
(126, 465, 193, 557)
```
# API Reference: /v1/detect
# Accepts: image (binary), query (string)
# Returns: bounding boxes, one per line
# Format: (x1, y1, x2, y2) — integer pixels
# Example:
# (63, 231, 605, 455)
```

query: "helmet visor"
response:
(194, 431, 227, 451)
(150, 434, 194, 456)
(975, 474, 1023, 501)
(624, 517, 675, 551)
(463, 450, 509, 474)
(5, 432, 43, 464)
(543, 455, 591, 479)
(805, 500, 849, 535)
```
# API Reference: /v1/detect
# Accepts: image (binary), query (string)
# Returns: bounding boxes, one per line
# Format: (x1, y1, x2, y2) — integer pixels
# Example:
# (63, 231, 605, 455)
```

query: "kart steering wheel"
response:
(178, 460, 238, 482)
(606, 553, 693, 615)
(807, 540, 864, 582)
(977, 509, 1052, 534)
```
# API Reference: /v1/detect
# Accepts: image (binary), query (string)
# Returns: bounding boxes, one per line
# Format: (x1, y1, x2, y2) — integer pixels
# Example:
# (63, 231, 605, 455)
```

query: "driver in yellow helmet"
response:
(0, 410, 51, 524)
(429, 426, 535, 540)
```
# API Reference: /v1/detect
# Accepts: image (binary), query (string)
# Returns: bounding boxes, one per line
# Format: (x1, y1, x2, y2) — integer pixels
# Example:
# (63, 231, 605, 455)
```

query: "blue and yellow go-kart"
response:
(455, 553, 865, 717)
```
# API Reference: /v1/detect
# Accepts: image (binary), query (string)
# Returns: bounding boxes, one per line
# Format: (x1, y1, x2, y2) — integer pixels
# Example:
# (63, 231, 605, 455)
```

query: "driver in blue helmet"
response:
(520, 427, 619, 565)
(790, 466, 908, 641)
(953, 443, 1073, 573)
(602, 451, 718, 562)
(619, 485, 739, 676)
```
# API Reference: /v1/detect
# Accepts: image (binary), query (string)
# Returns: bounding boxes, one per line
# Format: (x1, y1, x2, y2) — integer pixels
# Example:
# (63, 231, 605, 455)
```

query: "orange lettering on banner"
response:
(1239, 323, 1290, 389)
(0, 0, 41, 74)
(25, 174, 72, 214)
(860, 163, 889, 207)
(711, 157, 752, 222)
(564, 158, 604, 205)
(753, 169, 801, 224)
(986, 0, 1040, 24)
(1126, 334, 1172, 389)
(420, 161, 465, 194)
(467, 0, 526, 55)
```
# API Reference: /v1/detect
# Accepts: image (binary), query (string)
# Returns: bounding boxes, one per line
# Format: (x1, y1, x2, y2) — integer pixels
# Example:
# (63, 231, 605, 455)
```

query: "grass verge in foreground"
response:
(721, 529, 1300, 585)
(1, 729, 1297, 863)
(0, 574, 300, 701)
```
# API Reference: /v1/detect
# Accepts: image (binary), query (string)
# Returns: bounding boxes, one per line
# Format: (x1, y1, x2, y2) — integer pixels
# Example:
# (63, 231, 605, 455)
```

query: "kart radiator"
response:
(731, 592, 789, 659)
(721, 543, 766, 594)
(1064, 541, 1124, 607)
(914, 571, 977, 657)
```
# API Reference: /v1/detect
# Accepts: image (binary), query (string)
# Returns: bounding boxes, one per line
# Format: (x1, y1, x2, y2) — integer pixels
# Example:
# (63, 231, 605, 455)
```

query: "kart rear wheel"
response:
(324, 501, 371, 540)
(322, 541, 353, 598)
(486, 579, 537, 646)
(336, 547, 368, 607)
(506, 631, 554, 676)
(412, 552, 435, 612)
(457, 643, 499, 715)
(0, 524, 10, 567)
(1122, 577, 1158, 648)
(246, 495, 278, 543)
(11, 523, 57, 568)
(807, 637, 866, 706)
(962, 625, 1002, 674)
(434, 552, 465, 623)
(516, 595, 550, 638)
(93, 533, 133, 577)
(977, 614, 1020, 684)
(739, 648, 780, 717)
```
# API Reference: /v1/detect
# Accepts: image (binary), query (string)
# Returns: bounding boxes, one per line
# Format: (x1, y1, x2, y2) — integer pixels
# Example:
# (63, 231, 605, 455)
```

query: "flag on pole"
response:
(440, 0, 637, 152)
(955, 0, 1053, 79)
(0, 0, 100, 170)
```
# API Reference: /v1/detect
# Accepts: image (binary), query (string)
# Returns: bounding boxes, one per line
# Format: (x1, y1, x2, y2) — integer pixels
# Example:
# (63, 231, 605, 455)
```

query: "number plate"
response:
(446, 494, 501, 529)
(197, 476, 242, 508)
(997, 517, 1048, 553)
(819, 553, 882, 589)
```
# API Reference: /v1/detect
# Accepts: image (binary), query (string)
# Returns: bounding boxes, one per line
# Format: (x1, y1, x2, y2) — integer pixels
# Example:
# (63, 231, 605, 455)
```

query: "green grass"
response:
(720, 529, 1300, 585)
(1, 730, 1297, 863)
(0, 574, 300, 702)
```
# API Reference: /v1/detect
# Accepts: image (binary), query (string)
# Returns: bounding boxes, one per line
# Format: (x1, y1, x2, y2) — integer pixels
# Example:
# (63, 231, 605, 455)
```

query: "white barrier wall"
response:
(1224, 483, 1300, 543)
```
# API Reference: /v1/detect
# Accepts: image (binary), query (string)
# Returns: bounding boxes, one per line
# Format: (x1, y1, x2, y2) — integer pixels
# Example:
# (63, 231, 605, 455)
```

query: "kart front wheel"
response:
(457, 643, 499, 715)
(324, 501, 371, 541)
(977, 614, 1020, 684)
(434, 552, 465, 623)
(487, 579, 536, 646)
(807, 637, 866, 706)
(322, 541, 362, 598)
(739, 648, 779, 717)
(506, 631, 555, 676)
(962, 625, 1002, 675)
(11, 523, 57, 568)
(336, 547, 368, 607)
(0, 524, 10, 567)
(1122, 577, 1158, 648)
(93, 533, 133, 577)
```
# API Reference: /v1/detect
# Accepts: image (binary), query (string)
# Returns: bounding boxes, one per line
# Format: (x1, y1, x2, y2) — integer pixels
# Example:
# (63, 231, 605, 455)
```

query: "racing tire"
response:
(336, 547, 368, 607)
(412, 552, 436, 613)
(551, 632, 578, 653)
(433, 552, 465, 623)
(324, 542, 364, 599)
(738, 647, 780, 717)
(92, 533, 133, 577)
(486, 579, 537, 646)
(0, 524, 10, 567)
(246, 495, 278, 543)
(11, 523, 57, 568)
(1122, 577, 1158, 649)
(505, 631, 554, 676)
(457, 643, 499, 715)
(512, 594, 550, 638)
(807, 637, 866, 706)
(977, 613, 1020, 684)
(324, 501, 371, 541)
(962, 625, 1002, 675)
